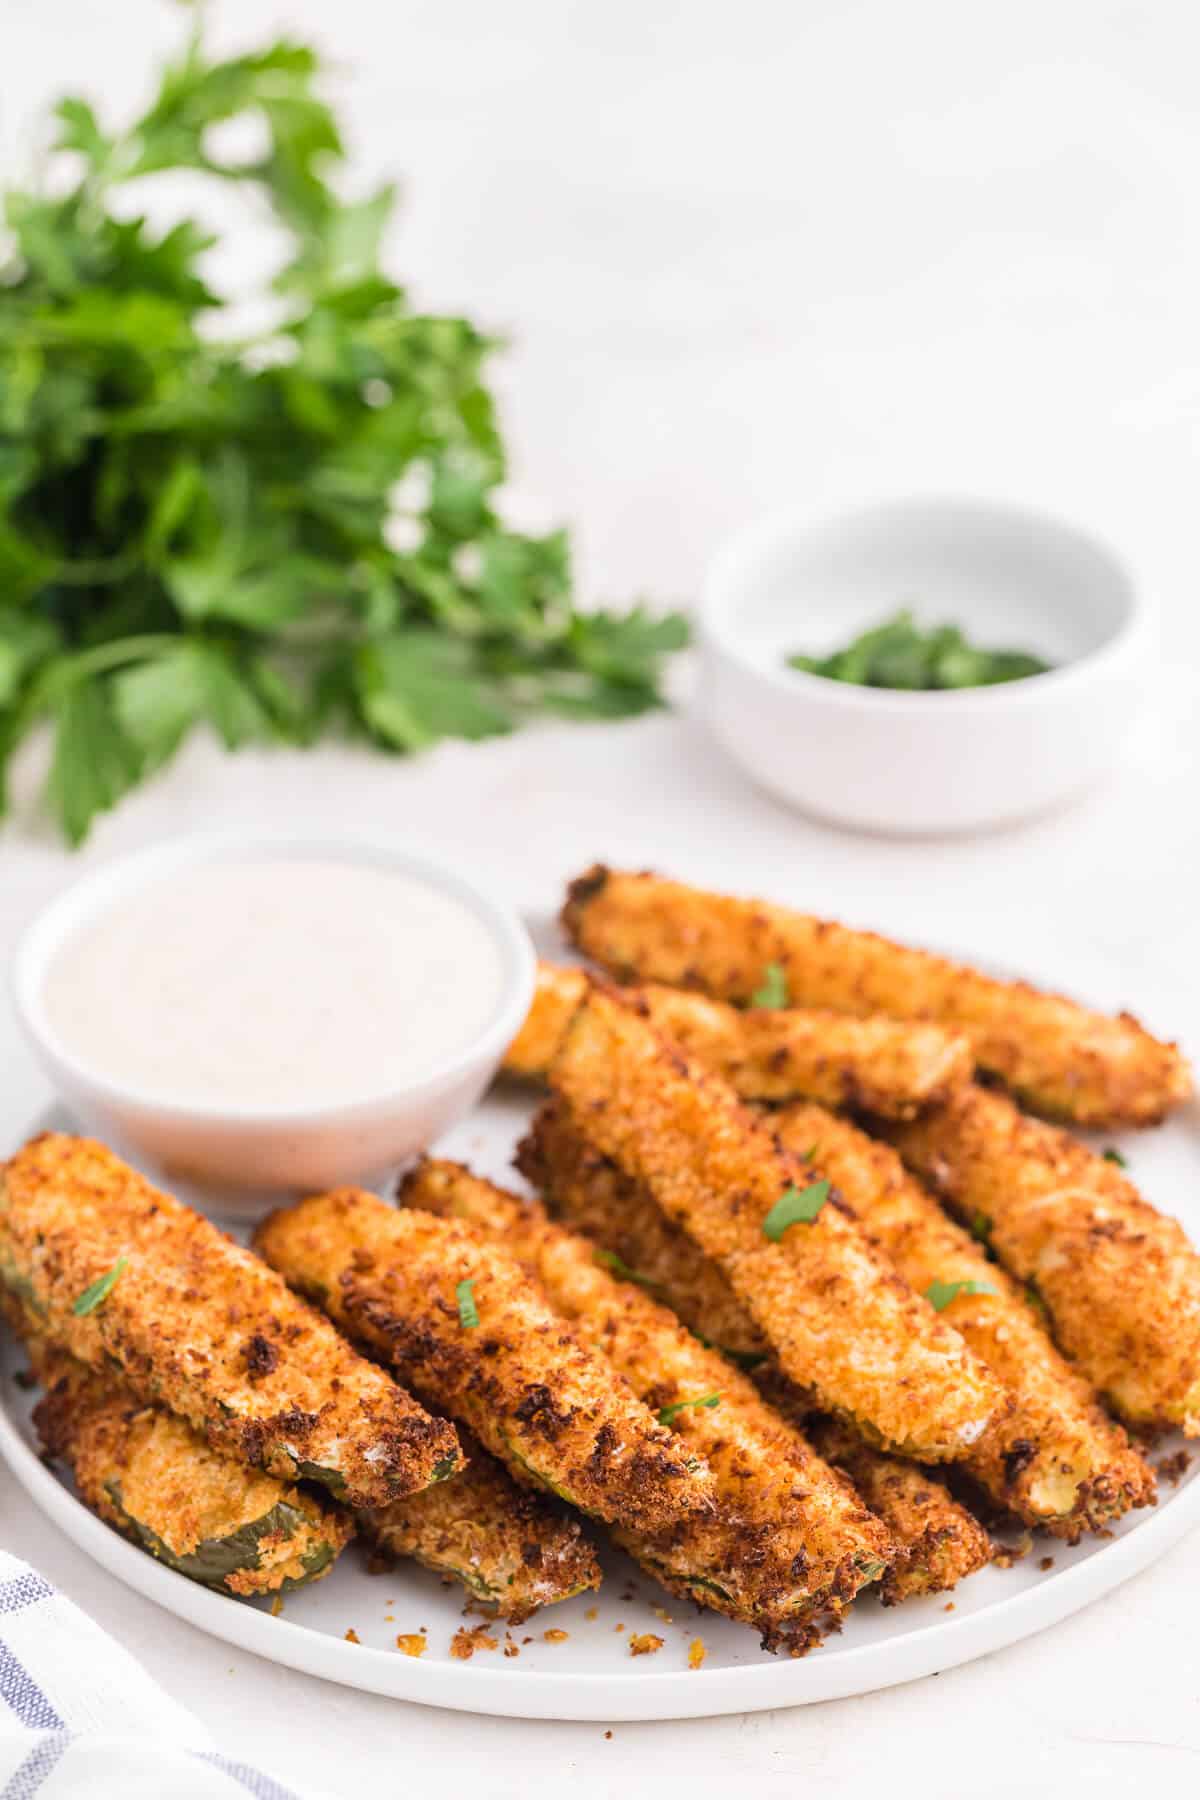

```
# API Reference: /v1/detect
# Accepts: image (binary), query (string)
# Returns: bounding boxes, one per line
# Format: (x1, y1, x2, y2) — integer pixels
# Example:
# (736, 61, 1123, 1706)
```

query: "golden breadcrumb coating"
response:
(505, 962, 972, 1119)
(402, 1158, 891, 1645)
(561, 866, 1192, 1128)
(547, 984, 1004, 1460)
(30, 1346, 352, 1597)
(518, 1099, 769, 1364)
(520, 1113, 987, 1605)
(805, 1417, 991, 1605)
(363, 1428, 601, 1621)
(887, 1086, 1200, 1435)
(0, 1135, 458, 1508)
(774, 1102, 1156, 1536)
(255, 1189, 713, 1535)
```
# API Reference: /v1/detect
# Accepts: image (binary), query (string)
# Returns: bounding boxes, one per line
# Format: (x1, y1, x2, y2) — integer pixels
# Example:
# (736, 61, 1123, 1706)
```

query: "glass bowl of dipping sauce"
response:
(12, 835, 535, 1215)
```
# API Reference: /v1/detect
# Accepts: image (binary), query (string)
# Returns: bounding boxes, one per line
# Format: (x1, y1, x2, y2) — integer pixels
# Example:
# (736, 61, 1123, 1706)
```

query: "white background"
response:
(3, 2, 1200, 1795)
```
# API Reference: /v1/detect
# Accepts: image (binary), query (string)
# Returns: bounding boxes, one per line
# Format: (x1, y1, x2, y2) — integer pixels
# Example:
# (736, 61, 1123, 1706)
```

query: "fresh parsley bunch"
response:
(0, 11, 686, 843)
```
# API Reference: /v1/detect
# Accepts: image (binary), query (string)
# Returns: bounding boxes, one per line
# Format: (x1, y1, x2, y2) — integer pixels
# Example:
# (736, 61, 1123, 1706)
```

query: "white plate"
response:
(2, 928, 1199, 1721)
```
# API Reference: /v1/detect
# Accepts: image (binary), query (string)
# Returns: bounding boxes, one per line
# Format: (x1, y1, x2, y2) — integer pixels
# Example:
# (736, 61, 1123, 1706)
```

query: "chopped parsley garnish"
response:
(750, 962, 789, 1008)
(72, 1256, 128, 1317)
(593, 1248, 662, 1292)
(658, 1392, 722, 1426)
(786, 610, 1051, 691)
(763, 1180, 831, 1241)
(925, 1277, 999, 1312)
(456, 1279, 480, 1330)
(969, 1211, 992, 1243)
(1102, 1147, 1128, 1168)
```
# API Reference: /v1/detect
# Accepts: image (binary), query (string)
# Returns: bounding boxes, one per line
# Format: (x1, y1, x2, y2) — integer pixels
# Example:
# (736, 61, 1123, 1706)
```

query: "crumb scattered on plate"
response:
(344, 1629, 360, 1645)
(1157, 1449, 1193, 1485)
(395, 1633, 426, 1658)
(628, 1633, 664, 1657)
(450, 1625, 499, 1661)
(688, 1639, 707, 1670)
(543, 1628, 569, 1643)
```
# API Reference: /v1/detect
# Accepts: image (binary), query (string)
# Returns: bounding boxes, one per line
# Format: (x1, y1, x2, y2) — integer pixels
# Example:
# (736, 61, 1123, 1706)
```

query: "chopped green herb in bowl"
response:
(785, 610, 1051, 691)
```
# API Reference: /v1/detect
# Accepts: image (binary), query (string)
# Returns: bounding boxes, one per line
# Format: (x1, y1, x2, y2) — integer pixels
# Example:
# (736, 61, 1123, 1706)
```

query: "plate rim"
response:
(3, 925, 1199, 1720)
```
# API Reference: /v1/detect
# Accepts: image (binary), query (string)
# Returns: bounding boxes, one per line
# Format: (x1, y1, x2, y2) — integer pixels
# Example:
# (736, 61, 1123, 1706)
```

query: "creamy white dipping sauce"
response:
(41, 857, 507, 1110)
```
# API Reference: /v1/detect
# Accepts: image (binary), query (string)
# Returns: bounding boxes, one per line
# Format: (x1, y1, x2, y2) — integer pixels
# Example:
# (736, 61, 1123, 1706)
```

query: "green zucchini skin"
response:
(104, 1485, 343, 1596)
(30, 1351, 354, 1599)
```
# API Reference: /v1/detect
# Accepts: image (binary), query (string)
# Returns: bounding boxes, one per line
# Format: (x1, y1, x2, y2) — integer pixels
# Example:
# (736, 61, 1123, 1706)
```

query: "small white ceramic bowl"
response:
(12, 834, 535, 1215)
(698, 497, 1150, 835)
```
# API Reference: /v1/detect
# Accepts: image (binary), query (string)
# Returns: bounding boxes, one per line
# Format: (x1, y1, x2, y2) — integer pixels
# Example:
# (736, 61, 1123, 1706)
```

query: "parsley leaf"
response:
(658, 1392, 721, 1426)
(0, 13, 687, 844)
(925, 1277, 998, 1312)
(1102, 1147, 1128, 1168)
(763, 1180, 831, 1241)
(750, 962, 790, 1008)
(456, 1279, 479, 1330)
(73, 1256, 128, 1317)
(786, 610, 1051, 691)
(592, 1247, 662, 1292)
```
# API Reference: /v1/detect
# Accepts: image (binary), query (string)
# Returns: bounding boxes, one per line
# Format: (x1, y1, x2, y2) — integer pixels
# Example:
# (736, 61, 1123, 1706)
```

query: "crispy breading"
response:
(505, 962, 972, 1119)
(804, 1418, 991, 1605)
(887, 1086, 1200, 1435)
(254, 1189, 714, 1535)
(774, 1102, 1156, 1535)
(517, 1099, 769, 1365)
(0, 1135, 458, 1508)
(363, 1428, 601, 1622)
(29, 1346, 352, 1597)
(561, 866, 1192, 1128)
(521, 1113, 987, 1605)
(402, 1158, 891, 1644)
(548, 986, 1003, 1460)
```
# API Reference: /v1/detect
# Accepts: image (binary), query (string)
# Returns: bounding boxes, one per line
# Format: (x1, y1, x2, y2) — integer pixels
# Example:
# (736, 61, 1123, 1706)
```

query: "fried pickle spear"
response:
(505, 962, 972, 1119)
(255, 1189, 713, 1535)
(28, 1345, 353, 1598)
(520, 1109, 986, 1605)
(804, 1419, 991, 1605)
(774, 1102, 1156, 1536)
(887, 1086, 1200, 1435)
(561, 866, 1192, 1128)
(548, 986, 1003, 1460)
(401, 1158, 891, 1643)
(362, 1430, 601, 1622)
(0, 1134, 460, 1509)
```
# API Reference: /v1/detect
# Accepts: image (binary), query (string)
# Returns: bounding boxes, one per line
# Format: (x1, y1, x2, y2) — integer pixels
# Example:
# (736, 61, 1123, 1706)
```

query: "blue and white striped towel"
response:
(0, 1552, 312, 1798)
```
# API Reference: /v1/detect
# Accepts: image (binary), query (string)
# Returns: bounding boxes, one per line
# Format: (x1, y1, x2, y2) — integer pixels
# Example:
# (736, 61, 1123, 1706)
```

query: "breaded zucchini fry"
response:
(518, 1099, 769, 1365)
(775, 1102, 1155, 1535)
(505, 963, 972, 1119)
(561, 866, 1192, 1128)
(887, 1086, 1200, 1435)
(255, 1189, 713, 1535)
(362, 1430, 601, 1621)
(804, 1419, 991, 1605)
(0, 1134, 460, 1508)
(548, 986, 1003, 1461)
(522, 1115, 985, 1605)
(402, 1159, 891, 1642)
(30, 1348, 352, 1598)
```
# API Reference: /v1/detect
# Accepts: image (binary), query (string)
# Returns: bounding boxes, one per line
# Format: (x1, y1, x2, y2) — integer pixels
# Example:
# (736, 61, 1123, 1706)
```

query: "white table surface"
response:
(5, 1, 1200, 1793)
